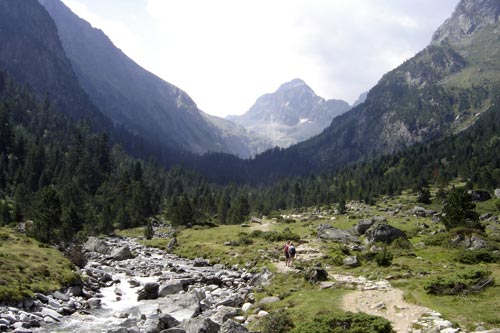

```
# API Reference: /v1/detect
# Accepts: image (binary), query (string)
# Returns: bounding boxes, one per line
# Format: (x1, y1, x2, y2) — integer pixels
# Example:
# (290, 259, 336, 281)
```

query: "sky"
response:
(61, 0, 459, 117)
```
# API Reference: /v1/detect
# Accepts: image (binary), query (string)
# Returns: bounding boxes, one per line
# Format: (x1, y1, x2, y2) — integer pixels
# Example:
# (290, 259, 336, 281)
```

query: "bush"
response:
(424, 269, 494, 295)
(375, 247, 393, 267)
(64, 244, 88, 269)
(456, 249, 499, 264)
(424, 232, 452, 247)
(259, 309, 294, 333)
(291, 312, 393, 333)
(262, 227, 300, 242)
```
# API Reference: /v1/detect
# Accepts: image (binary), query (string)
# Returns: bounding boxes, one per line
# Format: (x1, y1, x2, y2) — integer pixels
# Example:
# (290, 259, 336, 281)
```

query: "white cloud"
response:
(61, 0, 459, 117)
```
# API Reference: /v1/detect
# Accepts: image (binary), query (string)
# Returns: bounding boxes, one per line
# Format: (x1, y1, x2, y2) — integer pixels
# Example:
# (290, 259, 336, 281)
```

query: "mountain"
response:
(38, 0, 270, 158)
(352, 91, 368, 108)
(286, 0, 500, 171)
(227, 79, 351, 148)
(0, 0, 111, 130)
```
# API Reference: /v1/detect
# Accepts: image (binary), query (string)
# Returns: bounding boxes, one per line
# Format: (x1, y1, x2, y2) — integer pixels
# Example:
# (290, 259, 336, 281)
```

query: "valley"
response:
(1, 0, 500, 332)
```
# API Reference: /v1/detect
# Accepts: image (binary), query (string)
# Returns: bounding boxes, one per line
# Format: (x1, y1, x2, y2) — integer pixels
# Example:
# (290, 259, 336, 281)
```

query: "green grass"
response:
(0, 227, 80, 302)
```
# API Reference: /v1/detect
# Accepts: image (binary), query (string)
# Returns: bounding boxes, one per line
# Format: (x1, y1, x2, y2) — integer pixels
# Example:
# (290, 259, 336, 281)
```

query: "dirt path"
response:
(341, 285, 431, 333)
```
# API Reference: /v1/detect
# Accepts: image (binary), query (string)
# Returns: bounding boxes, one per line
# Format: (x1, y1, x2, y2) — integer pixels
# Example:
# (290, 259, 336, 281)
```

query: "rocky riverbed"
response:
(0, 236, 264, 333)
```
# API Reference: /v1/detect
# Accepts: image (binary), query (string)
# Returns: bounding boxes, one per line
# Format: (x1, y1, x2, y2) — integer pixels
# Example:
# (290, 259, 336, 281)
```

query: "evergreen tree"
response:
(442, 187, 481, 230)
(30, 186, 61, 244)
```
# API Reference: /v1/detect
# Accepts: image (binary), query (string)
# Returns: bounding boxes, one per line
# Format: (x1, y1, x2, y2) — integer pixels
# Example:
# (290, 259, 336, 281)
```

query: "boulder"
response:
(354, 218, 375, 235)
(451, 233, 488, 250)
(317, 224, 360, 244)
(343, 256, 360, 267)
(220, 319, 249, 333)
(210, 306, 239, 324)
(158, 293, 201, 320)
(495, 189, 500, 199)
(179, 317, 220, 333)
(193, 258, 210, 267)
(41, 307, 62, 321)
(365, 224, 407, 244)
(159, 280, 184, 297)
(470, 189, 492, 202)
(144, 313, 180, 333)
(138, 282, 160, 301)
(410, 206, 436, 218)
(86, 297, 102, 309)
(305, 266, 329, 284)
(258, 296, 280, 305)
(111, 246, 135, 261)
(84, 237, 109, 254)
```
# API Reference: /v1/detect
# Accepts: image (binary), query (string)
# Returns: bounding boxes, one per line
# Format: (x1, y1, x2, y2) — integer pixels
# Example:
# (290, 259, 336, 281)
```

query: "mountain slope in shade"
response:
(0, 0, 111, 130)
(227, 79, 351, 148)
(39, 0, 269, 157)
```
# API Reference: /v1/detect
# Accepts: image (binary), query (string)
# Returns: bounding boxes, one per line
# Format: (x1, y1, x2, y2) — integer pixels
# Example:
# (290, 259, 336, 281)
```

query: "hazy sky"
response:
(61, 0, 459, 117)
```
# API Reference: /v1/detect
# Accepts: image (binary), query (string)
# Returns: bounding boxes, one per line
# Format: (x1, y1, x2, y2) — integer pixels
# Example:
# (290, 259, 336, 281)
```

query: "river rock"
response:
(159, 280, 184, 296)
(179, 317, 220, 333)
(317, 224, 360, 244)
(111, 246, 135, 261)
(52, 290, 70, 302)
(211, 306, 239, 324)
(87, 297, 102, 309)
(365, 223, 407, 244)
(220, 319, 249, 333)
(158, 293, 201, 320)
(84, 237, 110, 254)
(107, 329, 129, 333)
(193, 258, 209, 267)
(41, 307, 62, 321)
(144, 313, 180, 333)
(138, 282, 160, 301)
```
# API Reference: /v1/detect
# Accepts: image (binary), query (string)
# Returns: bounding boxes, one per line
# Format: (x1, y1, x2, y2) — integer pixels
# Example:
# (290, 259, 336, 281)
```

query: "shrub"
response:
(262, 227, 300, 242)
(442, 187, 481, 231)
(424, 269, 494, 295)
(456, 249, 499, 264)
(375, 247, 393, 267)
(391, 238, 413, 250)
(291, 312, 393, 333)
(259, 309, 294, 333)
(424, 232, 452, 247)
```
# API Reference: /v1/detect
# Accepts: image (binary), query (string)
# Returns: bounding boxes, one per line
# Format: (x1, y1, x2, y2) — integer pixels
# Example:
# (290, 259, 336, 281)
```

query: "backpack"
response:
(288, 245, 296, 256)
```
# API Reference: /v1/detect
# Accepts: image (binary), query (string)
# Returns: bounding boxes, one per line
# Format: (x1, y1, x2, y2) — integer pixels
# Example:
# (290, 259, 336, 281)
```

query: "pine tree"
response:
(30, 186, 61, 244)
(442, 187, 481, 230)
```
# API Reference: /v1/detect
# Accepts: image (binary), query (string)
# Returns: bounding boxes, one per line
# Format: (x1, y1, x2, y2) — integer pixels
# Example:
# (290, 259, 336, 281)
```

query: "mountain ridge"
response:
(227, 78, 350, 148)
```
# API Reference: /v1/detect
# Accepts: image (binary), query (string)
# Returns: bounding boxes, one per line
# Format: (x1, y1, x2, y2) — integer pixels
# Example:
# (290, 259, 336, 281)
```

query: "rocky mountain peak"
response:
(432, 0, 500, 45)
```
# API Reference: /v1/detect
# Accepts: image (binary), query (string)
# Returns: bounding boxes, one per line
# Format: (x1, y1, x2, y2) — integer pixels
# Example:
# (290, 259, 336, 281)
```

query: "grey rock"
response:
(67, 284, 83, 297)
(160, 329, 186, 333)
(317, 224, 360, 244)
(305, 266, 329, 284)
(108, 329, 129, 333)
(410, 206, 436, 218)
(159, 280, 184, 297)
(179, 317, 220, 333)
(167, 238, 177, 252)
(480, 213, 492, 220)
(40, 307, 62, 321)
(365, 223, 407, 244)
(86, 297, 102, 309)
(211, 306, 239, 324)
(470, 189, 492, 202)
(138, 282, 160, 301)
(355, 218, 375, 235)
(84, 236, 109, 254)
(52, 290, 70, 302)
(495, 189, 500, 199)
(145, 313, 180, 333)
(193, 258, 210, 267)
(258, 296, 280, 305)
(220, 319, 249, 333)
(111, 246, 135, 261)
(35, 293, 48, 304)
(343, 256, 360, 267)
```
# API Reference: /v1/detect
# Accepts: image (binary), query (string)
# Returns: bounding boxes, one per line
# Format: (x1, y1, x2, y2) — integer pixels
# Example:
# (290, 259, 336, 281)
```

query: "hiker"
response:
(288, 242, 296, 267)
(283, 240, 291, 266)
